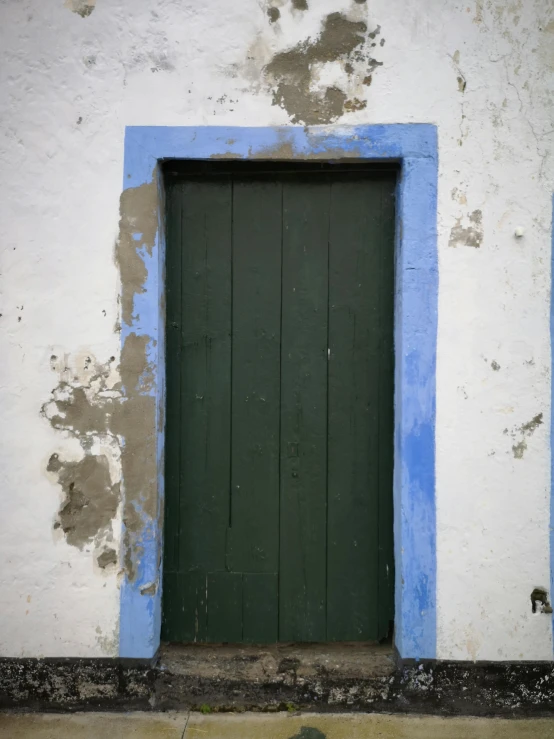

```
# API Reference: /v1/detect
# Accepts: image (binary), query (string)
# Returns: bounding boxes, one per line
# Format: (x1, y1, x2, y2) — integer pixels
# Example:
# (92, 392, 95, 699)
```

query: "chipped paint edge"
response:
(118, 124, 438, 659)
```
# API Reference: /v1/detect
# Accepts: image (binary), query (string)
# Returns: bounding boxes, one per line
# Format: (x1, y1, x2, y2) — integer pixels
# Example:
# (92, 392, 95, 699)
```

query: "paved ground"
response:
(1, 712, 554, 738)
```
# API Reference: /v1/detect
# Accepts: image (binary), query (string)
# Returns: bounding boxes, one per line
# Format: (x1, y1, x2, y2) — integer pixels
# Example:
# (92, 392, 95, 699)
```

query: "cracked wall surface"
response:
(0, 0, 553, 660)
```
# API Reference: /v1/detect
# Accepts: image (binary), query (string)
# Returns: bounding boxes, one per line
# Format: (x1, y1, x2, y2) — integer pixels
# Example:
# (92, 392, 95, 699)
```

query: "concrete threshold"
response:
(160, 642, 395, 682)
(156, 642, 395, 711)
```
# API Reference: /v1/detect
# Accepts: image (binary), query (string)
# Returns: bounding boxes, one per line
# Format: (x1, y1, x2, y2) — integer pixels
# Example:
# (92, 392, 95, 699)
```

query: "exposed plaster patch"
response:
(42, 354, 122, 560)
(43, 345, 156, 581)
(506, 413, 543, 459)
(210, 135, 364, 161)
(47, 453, 119, 550)
(65, 0, 95, 18)
(115, 182, 158, 327)
(97, 547, 118, 569)
(264, 12, 383, 124)
(140, 582, 157, 596)
(520, 413, 543, 436)
(42, 181, 159, 581)
(512, 440, 527, 459)
(451, 188, 468, 205)
(116, 333, 157, 583)
(449, 210, 483, 248)
(344, 97, 367, 111)
(114, 182, 159, 582)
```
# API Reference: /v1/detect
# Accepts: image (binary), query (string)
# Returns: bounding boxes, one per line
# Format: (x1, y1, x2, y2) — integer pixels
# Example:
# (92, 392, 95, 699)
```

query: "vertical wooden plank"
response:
(377, 178, 396, 638)
(179, 180, 232, 575)
(195, 573, 209, 643)
(327, 178, 383, 641)
(162, 571, 206, 643)
(226, 179, 282, 574)
(163, 182, 183, 579)
(279, 179, 329, 642)
(206, 572, 243, 643)
(161, 570, 180, 642)
(243, 573, 278, 643)
(183, 571, 208, 643)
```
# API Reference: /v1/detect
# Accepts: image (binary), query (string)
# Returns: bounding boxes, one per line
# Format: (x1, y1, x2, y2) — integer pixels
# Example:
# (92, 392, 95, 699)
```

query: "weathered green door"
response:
(162, 162, 395, 643)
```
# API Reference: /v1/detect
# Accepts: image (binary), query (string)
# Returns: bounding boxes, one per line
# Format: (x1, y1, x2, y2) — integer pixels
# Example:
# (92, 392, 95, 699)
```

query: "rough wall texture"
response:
(0, 0, 553, 660)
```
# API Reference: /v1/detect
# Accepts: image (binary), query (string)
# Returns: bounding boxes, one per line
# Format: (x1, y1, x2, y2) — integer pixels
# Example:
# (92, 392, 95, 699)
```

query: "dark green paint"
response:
(243, 573, 279, 643)
(163, 184, 183, 575)
(178, 181, 232, 575)
(162, 571, 206, 642)
(376, 185, 396, 638)
(327, 180, 389, 641)
(206, 572, 242, 642)
(279, 180, 329, 641)
(162, 165, 395, 644)
(226, 180, 282, 574)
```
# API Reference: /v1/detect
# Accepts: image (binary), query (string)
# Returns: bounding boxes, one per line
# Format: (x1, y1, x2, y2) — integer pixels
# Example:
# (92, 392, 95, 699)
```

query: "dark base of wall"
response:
(2, 645, 554, 716)
(0, 658, 156, 712)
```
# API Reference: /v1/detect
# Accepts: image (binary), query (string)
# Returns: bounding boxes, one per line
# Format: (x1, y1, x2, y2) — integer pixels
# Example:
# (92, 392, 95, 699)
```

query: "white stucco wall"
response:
(0, 0, 553, 660)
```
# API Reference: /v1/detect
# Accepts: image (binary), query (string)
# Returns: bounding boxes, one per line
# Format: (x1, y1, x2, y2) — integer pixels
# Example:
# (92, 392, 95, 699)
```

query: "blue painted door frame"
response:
(118, 125, 438, 661)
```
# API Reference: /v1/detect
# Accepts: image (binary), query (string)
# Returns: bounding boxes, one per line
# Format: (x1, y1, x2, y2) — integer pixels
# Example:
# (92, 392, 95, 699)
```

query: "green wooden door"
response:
(162, 163, 395, 643)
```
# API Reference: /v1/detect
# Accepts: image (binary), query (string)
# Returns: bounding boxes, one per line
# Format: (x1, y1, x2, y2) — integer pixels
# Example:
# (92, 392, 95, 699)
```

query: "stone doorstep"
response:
(156, 642, 396, 712)
(159, 642, 395, 683)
